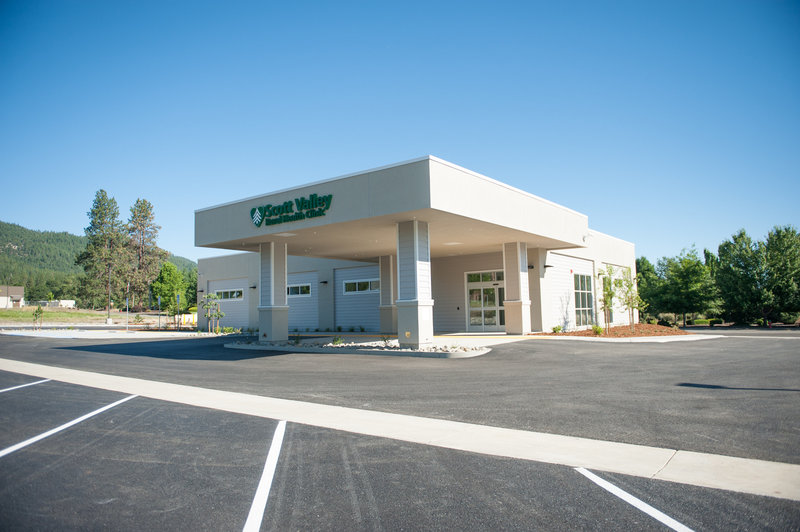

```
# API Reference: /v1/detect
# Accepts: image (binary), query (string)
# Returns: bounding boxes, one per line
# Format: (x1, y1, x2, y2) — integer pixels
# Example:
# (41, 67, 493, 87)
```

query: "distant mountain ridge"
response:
(0, 221, 87, 275)
(0, 220, 195, 278)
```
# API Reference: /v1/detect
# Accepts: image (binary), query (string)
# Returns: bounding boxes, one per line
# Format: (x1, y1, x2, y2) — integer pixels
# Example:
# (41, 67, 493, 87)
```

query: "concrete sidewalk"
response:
(2, 356, 797, 502)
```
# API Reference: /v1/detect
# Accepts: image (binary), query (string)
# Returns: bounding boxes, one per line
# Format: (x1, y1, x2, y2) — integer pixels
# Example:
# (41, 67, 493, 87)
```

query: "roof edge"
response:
(195, 155, 433, 214)
(428, 156, 588, 221)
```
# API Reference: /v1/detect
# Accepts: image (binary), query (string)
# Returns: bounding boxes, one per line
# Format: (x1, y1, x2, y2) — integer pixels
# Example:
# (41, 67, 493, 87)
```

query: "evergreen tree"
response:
(716, 230, 768, 324)
(126, 198, 167, 311)
(76, 190, 128, 319)
(765, 225, 800, 321)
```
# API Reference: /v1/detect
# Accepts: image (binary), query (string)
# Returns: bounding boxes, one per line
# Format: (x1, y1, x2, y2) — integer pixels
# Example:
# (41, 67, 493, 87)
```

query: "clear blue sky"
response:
(1, 1, 798, 264)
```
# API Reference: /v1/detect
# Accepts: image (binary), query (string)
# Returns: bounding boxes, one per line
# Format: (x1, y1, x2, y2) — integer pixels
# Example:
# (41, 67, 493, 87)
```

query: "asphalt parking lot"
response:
(0, 331, 798, 530)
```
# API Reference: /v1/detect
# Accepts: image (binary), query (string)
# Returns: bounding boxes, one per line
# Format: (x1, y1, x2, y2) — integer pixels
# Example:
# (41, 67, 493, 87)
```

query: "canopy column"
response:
(258, 242, 289, 342)
(503, 241, 532, 335)
(396, 220, 434, 348)
(379, 254, 398, 334)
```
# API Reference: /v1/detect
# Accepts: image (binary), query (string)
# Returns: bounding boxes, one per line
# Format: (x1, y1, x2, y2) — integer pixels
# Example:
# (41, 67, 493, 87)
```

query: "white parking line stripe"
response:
(0, 394, 137, 459)
(0, 378, 50, 394)
(576, 467, 693, 532)
(1, 358, 798, 501)
(243, 420, 286, 532)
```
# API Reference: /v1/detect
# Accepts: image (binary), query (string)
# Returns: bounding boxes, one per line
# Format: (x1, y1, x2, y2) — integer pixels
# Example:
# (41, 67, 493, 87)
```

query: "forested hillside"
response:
(0, 221, 87, 274)
(167, 254, 196, 272)
(0, 220, 195, 303)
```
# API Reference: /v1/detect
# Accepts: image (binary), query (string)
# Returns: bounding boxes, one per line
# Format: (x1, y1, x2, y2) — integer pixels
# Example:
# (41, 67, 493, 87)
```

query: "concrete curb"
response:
(224, 341, 490, 359)
(0, 329, 213, 340)
(2, 357, 798, 502)
(528, 334, 724, 343)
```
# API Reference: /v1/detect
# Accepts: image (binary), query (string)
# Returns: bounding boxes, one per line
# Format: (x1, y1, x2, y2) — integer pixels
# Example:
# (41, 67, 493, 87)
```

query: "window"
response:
(574, 274, 593, 326)
(466, 271, 504, 283)
(215, 289, 243, 301)
(287, 284, 311, 297)
(343, 278, 379, 294)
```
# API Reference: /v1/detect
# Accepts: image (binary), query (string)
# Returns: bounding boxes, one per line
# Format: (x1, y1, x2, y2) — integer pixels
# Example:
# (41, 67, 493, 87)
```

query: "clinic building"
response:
(195, 156, 636, 347)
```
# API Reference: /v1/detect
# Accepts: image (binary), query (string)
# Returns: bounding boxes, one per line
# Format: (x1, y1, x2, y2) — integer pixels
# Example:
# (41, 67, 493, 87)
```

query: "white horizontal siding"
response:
(288, 271, 318, 331)
(544, 253, 594, 331)
(334, 265, 380, 332)
(208, 278, 249, 329)
(431, 253, 503, 332)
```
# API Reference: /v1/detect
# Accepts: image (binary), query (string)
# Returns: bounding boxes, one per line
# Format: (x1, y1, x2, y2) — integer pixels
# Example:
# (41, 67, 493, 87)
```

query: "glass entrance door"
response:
(466, 270, 505, 332)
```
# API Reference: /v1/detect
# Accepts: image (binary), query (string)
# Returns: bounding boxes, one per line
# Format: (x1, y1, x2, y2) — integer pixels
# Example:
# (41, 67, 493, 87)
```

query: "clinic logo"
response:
(250, 193, 333, 229)
(251, 206, 266, 227)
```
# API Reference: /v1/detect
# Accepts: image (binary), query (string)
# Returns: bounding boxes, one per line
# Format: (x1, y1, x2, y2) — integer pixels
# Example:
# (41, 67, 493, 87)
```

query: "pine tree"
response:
(126, 198, 167, 311)
(76, 190, 128, 319)
(716, 230, 768, 324)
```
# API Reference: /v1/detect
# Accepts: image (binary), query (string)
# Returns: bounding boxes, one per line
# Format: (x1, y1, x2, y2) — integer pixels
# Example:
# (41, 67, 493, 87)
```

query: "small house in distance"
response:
(0, 286, 25, 308)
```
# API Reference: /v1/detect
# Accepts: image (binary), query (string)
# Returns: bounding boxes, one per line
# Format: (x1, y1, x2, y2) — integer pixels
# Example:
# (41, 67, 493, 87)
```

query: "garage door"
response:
(288, 271, 319, 331)
(208, 278, 249, 329)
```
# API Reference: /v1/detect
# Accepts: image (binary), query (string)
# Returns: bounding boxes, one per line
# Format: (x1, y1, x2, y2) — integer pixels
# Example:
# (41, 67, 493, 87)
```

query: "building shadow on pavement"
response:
(56, 335, 294, 361)
(677, 382, 800, 393)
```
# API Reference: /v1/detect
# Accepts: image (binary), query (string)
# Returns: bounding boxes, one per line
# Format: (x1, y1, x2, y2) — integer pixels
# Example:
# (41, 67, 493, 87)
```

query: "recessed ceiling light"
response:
(274, 232, 296, 237)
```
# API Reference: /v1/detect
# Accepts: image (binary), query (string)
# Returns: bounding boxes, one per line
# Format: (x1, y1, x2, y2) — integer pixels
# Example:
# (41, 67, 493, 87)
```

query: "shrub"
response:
(693, 319, 709, 325)
(592, 324, 604, 335)
(332, 336, 344, 345)
(709, 318, 723, 326)
(551, 325, 562, 333)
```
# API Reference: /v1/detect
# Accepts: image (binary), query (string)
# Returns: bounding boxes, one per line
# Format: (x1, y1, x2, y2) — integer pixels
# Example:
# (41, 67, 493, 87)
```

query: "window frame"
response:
(343, 278, 380, 295)
(287, 283, 312, 298)
(214, 289, 244, 301)
(573, 274, 594, 327)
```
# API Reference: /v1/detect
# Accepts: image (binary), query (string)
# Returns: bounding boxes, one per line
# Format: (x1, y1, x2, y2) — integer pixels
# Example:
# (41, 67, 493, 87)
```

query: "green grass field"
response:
(0, 307, 109, 323)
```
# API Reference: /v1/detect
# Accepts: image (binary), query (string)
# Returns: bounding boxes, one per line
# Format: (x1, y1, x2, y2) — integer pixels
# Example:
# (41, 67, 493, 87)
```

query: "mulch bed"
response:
(535, 323, 689, 338)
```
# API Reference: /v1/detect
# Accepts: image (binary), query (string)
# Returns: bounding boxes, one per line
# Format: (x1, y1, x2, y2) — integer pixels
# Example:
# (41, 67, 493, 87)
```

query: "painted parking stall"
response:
(0, 373, 284, 531)
(0, 360, 798, 530)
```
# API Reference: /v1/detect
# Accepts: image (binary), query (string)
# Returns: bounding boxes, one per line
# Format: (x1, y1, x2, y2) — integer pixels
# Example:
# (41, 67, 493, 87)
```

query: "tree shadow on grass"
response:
(677, 382, 800, 393)
(56, 335, 296, 361)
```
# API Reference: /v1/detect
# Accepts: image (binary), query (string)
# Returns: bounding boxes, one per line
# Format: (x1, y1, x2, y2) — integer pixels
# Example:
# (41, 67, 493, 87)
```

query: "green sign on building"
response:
(251, 193, 333, 228)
